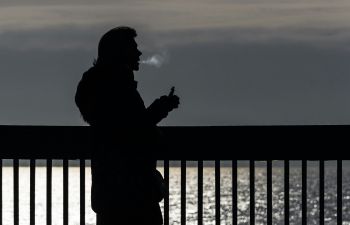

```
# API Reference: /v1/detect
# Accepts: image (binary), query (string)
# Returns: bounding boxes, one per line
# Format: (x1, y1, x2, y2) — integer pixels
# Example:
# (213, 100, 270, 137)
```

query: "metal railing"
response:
(0, 125, 348, 225)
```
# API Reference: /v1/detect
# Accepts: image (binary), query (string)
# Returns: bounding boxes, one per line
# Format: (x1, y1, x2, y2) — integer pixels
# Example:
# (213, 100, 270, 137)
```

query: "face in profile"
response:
(124, 39, 142, 71)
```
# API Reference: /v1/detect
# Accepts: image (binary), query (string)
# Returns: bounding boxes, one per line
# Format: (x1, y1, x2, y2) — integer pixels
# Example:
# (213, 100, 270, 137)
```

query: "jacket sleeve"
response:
(75, 72, 97, 125)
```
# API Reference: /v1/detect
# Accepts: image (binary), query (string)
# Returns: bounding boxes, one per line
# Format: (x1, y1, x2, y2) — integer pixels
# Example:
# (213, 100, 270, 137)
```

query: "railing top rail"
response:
(0, 125, 348, 159)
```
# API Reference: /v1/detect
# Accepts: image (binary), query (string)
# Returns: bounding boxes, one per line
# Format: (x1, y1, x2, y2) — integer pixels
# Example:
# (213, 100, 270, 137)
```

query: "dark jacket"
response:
(75, 64, 165, 224)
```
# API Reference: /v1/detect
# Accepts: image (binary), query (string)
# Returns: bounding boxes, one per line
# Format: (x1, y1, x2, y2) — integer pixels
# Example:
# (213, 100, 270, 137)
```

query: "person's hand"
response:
(156, 96, 172, 112)
(147, 87, 180, 124)
(157, 94, 179, 112)
(167, 95, 180, 111)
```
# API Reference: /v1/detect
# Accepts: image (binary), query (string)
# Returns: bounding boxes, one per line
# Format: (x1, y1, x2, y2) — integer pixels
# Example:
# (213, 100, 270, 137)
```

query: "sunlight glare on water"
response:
(1, 161, 350, 225)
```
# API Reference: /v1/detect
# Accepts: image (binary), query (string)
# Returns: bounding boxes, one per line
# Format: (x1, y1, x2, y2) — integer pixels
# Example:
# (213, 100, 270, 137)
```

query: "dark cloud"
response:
(1, 0, 350, 49)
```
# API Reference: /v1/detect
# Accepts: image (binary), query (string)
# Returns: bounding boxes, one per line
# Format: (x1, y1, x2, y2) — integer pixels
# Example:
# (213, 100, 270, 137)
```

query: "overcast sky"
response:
(0, 0, 350, 125)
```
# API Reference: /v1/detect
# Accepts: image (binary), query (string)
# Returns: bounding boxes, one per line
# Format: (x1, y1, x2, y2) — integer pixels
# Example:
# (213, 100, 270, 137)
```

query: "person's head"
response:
(96, 26, 142, 71)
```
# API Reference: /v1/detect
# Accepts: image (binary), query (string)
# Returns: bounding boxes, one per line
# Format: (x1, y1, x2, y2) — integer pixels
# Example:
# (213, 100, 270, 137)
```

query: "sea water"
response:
(1, 163, 350, 225)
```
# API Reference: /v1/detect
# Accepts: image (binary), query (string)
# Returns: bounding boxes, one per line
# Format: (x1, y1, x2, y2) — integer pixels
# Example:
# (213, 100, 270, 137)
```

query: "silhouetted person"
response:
(75, 27, 179, 225)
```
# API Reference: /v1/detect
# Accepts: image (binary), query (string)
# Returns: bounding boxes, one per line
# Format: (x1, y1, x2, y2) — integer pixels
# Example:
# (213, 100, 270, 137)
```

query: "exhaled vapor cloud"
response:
(141, 52, 168, 67)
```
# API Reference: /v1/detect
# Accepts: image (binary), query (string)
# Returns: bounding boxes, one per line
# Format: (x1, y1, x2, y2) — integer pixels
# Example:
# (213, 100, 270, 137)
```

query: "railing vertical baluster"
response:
(250, 160, 255, 225)
(232, 160, 237, 225)
(80, 159, 85, 225)
(47, 159, 52, 225)
(14, 159, 19, 225)
(215, 160, 220, 225)
(267, 160, 272, 225)
(198, 160, 203, 225)
(0, 159, 2, 225)
(337, 160, 342, 225)
(302, 160, 307, 225)
(30, 159, 35, 225)
(63, 159, 69, 225)
(164, 160, 169, 225)
(284, 160, 289, 225)
(319, 160, 324, 225)
(181, 160, 186, 225)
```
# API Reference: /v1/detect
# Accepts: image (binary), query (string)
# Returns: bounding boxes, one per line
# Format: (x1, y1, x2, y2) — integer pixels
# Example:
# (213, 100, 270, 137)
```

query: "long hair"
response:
(94, 26, 137, 66)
